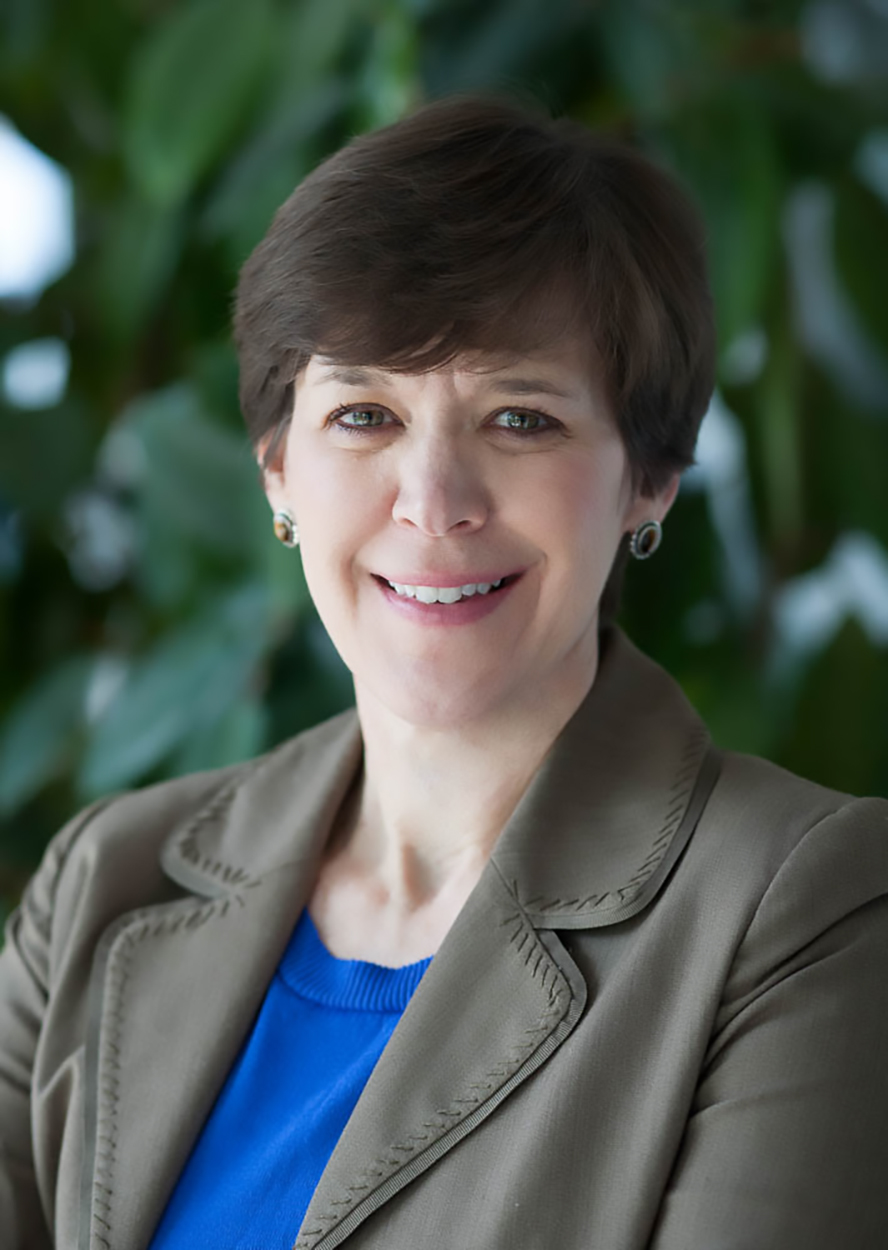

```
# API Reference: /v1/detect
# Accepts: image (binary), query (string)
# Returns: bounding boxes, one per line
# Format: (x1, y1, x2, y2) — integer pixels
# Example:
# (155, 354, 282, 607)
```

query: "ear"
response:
(255, 427, 289, 515)
(657, 472, 681, 520)
(626, 471, 681, 533)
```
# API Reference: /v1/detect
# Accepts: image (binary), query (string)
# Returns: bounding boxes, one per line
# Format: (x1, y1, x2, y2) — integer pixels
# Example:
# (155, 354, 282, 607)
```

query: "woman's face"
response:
(262, 337, 678, 729)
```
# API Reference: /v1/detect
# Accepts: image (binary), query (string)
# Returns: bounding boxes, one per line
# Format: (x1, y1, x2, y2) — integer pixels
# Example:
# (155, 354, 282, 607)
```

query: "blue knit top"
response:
(149, 908, 433, 1249)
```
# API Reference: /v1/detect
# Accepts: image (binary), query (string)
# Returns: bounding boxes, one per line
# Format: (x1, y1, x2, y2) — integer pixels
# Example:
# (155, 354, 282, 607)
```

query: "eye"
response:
(490, 408, 559, 435)
(328, 404, 395, 432)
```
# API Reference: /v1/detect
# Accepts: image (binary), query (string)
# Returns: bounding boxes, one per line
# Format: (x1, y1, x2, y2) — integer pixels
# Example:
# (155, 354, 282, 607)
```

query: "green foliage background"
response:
(2, 0, 888, 921)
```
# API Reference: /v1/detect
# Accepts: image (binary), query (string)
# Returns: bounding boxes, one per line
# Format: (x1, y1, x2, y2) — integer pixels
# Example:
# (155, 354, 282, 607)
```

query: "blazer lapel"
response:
(292, 628, 719, 1249)
(80, 711, 364, 1250)
(82, 866, 308, 1250)
(295, 860, 587, 1250)
(492, 627, 720, 930)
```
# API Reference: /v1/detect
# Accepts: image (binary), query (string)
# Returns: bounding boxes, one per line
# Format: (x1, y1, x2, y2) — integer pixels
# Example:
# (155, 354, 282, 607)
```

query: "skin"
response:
(260, 336, 680, 965)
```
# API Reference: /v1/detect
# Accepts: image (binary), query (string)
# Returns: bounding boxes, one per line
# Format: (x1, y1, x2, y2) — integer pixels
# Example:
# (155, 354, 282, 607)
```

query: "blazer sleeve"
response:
(649, 795, 888, 1250)
(0, 800, 110, 1250)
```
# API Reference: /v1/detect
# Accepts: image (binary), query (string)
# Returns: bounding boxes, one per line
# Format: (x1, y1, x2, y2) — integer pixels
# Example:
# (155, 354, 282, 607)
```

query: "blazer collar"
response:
(159, 624, 719, 931)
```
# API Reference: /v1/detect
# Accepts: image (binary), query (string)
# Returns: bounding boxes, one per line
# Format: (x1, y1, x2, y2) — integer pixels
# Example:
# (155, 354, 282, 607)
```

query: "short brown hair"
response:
(234, 91, 716, 623)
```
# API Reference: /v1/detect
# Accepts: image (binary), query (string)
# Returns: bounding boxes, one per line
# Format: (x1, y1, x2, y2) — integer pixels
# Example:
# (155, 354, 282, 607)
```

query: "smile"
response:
(372, 571, 522, 624)
(383, 578, 505, 604)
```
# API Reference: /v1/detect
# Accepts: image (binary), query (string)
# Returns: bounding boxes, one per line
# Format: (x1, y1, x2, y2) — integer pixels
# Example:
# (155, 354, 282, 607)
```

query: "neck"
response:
(334, 632, 601, 918)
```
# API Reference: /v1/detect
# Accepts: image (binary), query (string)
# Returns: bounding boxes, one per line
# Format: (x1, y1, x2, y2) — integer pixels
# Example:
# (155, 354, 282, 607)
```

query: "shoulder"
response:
(31, 704, 361, 955)
(16, 761, 250, 978)
(706, 747, 888, 868)
(691, 747, 888, 959)
(54, 760, 251, 884)
(59, 703, 357, 863)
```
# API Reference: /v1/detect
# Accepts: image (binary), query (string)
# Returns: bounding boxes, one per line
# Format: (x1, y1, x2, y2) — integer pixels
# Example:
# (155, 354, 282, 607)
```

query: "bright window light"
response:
(0, 115, 74, 302)
(2, 337, 70, 409)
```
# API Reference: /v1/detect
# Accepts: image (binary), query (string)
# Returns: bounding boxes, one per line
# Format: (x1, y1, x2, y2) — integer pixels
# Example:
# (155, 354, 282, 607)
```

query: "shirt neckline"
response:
(277, 908, 433, 1012)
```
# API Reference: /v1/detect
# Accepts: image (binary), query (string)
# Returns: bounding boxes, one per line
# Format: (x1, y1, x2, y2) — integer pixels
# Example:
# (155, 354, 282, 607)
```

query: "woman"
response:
(2, 93, 887, 1250)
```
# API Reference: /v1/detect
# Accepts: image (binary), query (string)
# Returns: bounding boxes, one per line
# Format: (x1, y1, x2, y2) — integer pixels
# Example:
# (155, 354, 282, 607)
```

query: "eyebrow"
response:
(314, 364, 580, 402)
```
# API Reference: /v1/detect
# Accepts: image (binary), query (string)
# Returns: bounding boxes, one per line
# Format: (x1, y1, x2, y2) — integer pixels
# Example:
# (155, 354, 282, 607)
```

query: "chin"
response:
(361, 668, 517, 730)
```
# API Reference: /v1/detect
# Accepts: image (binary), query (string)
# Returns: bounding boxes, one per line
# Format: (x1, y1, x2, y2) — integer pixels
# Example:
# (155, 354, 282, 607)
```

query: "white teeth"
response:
(386, 578, 504, 603)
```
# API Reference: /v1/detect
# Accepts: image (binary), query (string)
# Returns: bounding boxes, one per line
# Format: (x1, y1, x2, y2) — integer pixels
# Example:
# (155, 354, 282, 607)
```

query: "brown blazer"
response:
(2, 625, 888, 1250)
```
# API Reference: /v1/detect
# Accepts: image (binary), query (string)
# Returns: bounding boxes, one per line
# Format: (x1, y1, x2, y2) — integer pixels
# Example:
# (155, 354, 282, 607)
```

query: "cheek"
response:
(521, 455, 630, 631)
(285, 438, 385, 537)
(521, 452, 629, 556)
(284, 439, 334, 513)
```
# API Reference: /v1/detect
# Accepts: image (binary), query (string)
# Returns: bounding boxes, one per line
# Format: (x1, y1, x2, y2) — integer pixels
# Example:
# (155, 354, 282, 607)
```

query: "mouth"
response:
(372, 572, 522, 605)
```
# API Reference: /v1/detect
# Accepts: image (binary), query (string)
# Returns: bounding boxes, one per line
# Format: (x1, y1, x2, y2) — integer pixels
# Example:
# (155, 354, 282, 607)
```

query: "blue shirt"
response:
(149, 908, 432, 1250)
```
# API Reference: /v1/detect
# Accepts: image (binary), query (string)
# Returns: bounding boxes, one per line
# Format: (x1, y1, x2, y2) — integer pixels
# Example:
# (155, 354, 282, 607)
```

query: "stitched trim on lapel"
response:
(158, 708, 363, 899)
(79, 860, 313, 1250)
(491, 627, 719, 929)
(160, 768, 261, 898)
(523, 742, 723, 928)
(80, 896, 237, 1250)
(292, 866, 588, 1250)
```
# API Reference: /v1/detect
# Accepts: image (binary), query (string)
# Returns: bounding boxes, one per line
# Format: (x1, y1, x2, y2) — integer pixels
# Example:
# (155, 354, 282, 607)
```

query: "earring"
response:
(273, 510, 299, 548)
(629, 519, 662, 560)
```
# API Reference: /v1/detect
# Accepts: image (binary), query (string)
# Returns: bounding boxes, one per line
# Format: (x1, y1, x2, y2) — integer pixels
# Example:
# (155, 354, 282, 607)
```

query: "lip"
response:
(373, 570, 524, 626)
(374, 570, 524, 588)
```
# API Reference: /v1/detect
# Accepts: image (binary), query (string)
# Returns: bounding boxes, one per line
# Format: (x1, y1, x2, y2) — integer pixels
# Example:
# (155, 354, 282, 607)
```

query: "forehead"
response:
(301, 338, 606, 404)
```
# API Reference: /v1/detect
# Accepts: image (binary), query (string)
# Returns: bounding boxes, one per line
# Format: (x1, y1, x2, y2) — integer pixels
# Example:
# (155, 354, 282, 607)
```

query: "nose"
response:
(391, 431, 490, 537)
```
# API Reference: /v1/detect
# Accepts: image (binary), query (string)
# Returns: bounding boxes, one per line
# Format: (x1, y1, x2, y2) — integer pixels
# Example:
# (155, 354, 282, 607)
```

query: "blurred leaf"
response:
(0, 398, 95, 521)
(596, 0, 688, 118)
(264, 533, 311, 624)
(420, 0, 584, 93)
(124, 0, 273, 205)
(833, 174, 888, 360)
(89, 194, 183, 343)
(266, 612, 355, 744)
(0, 655, 91, 816)
(198, 0, 362, 263)
(126, 384, 260, 558)
(279, 0, 362, 90)
(79, 583, 271, 795)
(802, 365, 888, 550)
(171, 693, 267, 775)
(107, 382, 267, 607)
(0, 0, 50, 75)
(682, 652, 778, 760)
(777, 617, 888, 796)
(664, 94, 783, 349)
(200, 79, 346, 266)
(754, 293, 804, 548)
(353, 5, 421, 128)
(189, 340, 243, 429)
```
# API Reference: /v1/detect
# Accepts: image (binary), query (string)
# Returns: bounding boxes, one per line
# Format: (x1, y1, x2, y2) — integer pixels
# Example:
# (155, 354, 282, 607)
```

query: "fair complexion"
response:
(260, 338, 679, 964)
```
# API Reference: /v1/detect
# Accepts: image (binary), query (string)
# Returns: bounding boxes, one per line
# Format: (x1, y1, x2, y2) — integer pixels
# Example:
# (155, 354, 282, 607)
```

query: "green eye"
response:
(331, 406, 389, 429)
(343, 408, 384, 427)
(496, 409, 547, 432)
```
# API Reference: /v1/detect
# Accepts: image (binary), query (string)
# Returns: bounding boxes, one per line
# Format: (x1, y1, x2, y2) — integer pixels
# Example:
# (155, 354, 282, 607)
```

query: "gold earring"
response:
(629, 520, 662, 559)
(273, 510, 299, 547)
